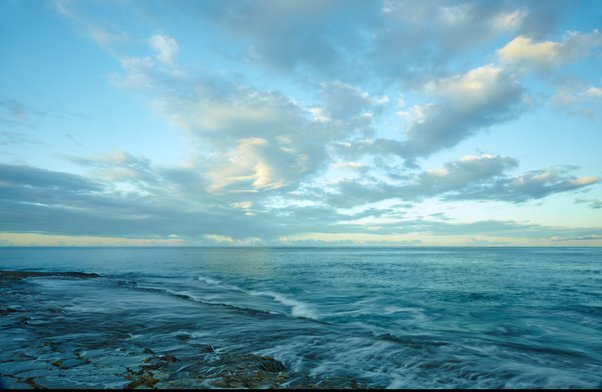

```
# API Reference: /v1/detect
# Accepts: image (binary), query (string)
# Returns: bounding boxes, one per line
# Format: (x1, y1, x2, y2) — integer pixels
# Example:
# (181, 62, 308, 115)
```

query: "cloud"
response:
(175, 0, 379, 78)
(335, 64, 527, 166)
(491, 9, 528, 31)
(11, 0, 595, 246)
(0, 98, 45, 147)
(549, 234, 602, 242)
(71, 151, 158, 185)
(498, 30, 602, 71)
(326, 155, 599, 207)
(148, 34, 179, 65)
(320, 81, 387, 121)
(550, 78, 602, 118)
(1, 162, 600, 245)
(575, 198, 602, 209)
(370, 0, 565, 84)
(112, 44, 386, 194)
(447, 166, 600, 203)
(403, 65, 525, 159)
(0, 162, 272, 239)
(158, 0, 568, 85)
(0, 163, 101, 193)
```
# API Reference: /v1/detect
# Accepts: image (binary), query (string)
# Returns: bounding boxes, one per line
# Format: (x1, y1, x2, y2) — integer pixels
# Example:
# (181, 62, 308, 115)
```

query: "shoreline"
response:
(0, 270, 365, 389)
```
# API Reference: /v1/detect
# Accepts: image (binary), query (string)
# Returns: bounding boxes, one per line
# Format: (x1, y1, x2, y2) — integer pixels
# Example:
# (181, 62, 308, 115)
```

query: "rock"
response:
(0, 307, 21, 316)
(0, 271, 100, 281)
(157, 354, 178, 363)
(123, 367, 160, 389)
(23, 377, 46, 390)
(193, 344, 215, 353)
(258, 357, 286, 372)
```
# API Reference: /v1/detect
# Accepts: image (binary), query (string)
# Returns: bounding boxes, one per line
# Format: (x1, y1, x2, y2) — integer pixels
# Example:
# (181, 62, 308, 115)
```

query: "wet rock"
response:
(157, 354, 178, 363)
(0, 271, 100, 281)
(0, 307, 22, 316)
(193, 343, 215, 353)
(258, 356, 286, 372)
(74, 351, 92, 364)
(50, 360, 66, 369)
(123, 367, 160, 389)
(23, 377, 46, 390)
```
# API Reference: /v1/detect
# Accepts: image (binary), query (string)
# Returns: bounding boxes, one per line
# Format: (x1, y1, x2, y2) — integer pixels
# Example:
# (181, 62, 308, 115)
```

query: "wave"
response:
(119, 279, 324, 325)
(248, 290, 318, 319)
(197, 275, 247, 293)
(197, 275, 318, 320)
(197, 276, 222, 286)
(131, 284, 282, 318)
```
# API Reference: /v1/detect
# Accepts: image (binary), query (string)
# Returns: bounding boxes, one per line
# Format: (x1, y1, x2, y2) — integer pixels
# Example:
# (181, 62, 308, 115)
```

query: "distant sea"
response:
(1, 247, 601, 388)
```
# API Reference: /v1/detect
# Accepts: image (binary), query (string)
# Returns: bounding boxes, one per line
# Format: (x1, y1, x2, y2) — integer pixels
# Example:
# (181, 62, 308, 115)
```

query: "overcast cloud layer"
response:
(0, 0, 601, 246)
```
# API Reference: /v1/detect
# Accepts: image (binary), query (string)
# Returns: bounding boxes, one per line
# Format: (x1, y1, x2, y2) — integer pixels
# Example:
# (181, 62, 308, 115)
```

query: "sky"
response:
(1, 0, 601, 246)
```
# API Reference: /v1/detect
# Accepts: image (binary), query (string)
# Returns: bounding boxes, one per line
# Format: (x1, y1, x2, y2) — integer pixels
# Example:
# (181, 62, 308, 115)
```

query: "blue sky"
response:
(1, 0, 601, 246)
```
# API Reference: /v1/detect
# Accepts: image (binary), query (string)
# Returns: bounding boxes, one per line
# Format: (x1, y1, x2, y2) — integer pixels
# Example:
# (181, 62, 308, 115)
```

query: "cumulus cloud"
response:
(403, 66, 525, 160)
(335, 64, 527, 165)
(498, 30, 602, 71)
(112, 42, 388, 194)
(163, 91, 340, 192)
(370, 0, 564, 84)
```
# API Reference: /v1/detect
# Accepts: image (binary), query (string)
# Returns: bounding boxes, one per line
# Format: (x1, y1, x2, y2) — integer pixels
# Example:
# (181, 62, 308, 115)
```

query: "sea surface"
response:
(0, 247, 601, 388)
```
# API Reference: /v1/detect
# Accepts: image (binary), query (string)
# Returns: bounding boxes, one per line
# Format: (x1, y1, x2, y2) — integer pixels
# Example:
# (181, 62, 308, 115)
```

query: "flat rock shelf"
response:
(0, 271, 365, 389)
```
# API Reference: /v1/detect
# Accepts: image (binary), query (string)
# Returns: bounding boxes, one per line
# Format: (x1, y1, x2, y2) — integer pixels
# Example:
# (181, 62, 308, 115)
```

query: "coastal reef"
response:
(0, 270, 366, 389)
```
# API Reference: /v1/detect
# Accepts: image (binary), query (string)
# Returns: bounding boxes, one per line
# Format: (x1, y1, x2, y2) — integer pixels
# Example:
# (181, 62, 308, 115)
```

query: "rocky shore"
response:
(0, 270, 366, 389)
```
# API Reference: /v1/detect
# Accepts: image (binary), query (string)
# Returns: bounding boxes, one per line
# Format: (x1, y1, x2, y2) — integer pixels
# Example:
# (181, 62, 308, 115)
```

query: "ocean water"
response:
(1, 247, 601, 388)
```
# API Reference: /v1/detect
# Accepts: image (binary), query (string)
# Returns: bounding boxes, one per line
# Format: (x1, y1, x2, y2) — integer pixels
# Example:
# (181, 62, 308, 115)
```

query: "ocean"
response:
(1, 247, 601, 388)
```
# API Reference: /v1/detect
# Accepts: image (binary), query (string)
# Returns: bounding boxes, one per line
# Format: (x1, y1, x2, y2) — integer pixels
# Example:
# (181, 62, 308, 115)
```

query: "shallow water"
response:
(1, 247, 601, 388)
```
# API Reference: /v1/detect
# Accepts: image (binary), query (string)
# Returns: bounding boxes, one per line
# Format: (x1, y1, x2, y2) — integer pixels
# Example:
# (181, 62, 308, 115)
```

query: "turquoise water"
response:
(1, 247, 601, 388)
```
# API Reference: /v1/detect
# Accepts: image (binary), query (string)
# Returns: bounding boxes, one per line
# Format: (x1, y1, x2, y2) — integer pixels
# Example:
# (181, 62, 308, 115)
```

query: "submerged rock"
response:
(0, 271, 100, 281)
(258, 356, 287, 372)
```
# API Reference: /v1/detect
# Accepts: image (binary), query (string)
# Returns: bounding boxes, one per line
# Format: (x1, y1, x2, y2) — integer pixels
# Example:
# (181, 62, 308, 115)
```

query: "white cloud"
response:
(551, 81, 602, 118)
(398, 65, 525, 161)
(438, 4, 472, 26)
(585, 87, 602, 98)
(491, 9, 527, 31)
(333, 161, 364, 170)
(148, 34, 179, 65)
(498, 30, 602, 71)
(498, 36, 561, 68)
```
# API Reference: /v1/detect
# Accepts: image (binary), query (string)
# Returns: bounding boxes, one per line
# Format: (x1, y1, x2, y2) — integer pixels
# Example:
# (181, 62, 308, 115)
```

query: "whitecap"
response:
(249, 290, 318, 319)
(197, 276, 221, 286)
(197, 276, 247, 293)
